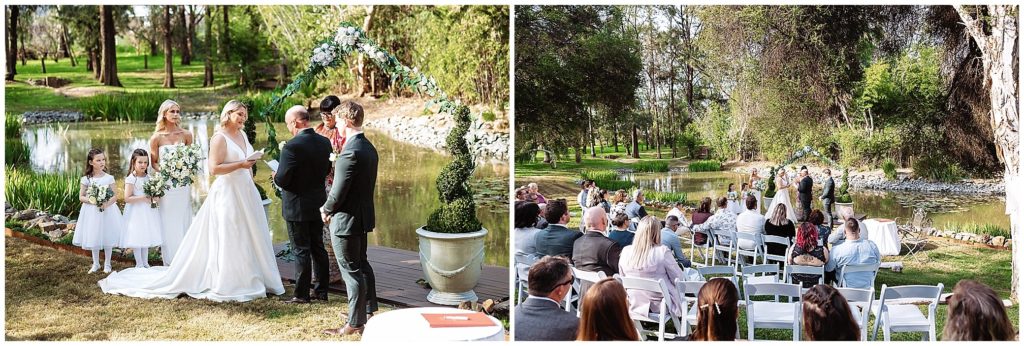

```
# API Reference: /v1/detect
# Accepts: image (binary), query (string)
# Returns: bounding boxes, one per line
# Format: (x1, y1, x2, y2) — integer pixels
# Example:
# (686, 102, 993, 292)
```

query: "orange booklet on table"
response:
(421, 312, 496, 328)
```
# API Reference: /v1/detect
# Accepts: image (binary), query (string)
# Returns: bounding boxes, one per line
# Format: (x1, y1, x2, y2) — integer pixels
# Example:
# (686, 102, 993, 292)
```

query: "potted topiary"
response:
(763, 167, 777, 211)
(416, 105, 488, 305)
(835, 168, 854, 210)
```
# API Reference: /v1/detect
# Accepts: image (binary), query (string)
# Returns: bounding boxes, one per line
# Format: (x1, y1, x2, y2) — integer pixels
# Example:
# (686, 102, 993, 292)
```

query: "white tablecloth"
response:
(360, 307, 505, 341)
(863, 218, 901, 256)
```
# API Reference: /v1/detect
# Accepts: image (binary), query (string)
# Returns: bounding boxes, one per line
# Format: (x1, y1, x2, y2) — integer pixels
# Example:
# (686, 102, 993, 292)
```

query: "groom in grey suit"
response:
(320, 101, 379, 336)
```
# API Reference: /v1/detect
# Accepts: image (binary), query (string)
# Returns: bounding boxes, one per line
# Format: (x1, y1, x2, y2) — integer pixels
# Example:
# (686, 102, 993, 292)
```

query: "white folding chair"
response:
(571, 267, 607, 317)
(839, 262, 881, 288)
(711, 230, 737, 267)
(761, 235, 791, 267)
(784, 264, 824, 290)
(620, 276, 683, 341)
(686, 228, 714, 267)
(744, 282, 803, 341)
(837, 287, 875, 341)
(695, 265, 739, 289)
(741, 263, 780, 285)
(871, 284, 944, 341)
(514, 255, 537, 304)
(674, 279, 706, 338)
(733, 232, 764, 269)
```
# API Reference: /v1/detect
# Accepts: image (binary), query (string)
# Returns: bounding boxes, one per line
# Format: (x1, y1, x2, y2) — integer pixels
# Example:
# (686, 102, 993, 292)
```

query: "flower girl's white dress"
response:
(72, 173, 124, 249)
(120, 174, 163, 248)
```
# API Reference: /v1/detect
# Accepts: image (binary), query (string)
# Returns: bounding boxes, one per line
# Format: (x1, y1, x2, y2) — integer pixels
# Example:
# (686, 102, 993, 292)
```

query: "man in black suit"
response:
(320, 101, 379, 336)
(535, 199, 582, 258)
(819, 168, 835, 228)
(797, 167, 813, 221)
(514, 256, 580, 341)
(274, 105, 333, 304)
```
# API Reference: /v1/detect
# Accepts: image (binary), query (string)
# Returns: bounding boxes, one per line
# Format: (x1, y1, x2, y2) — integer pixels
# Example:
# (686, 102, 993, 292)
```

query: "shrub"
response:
(688, 160, 722, 172)
(882, 159, 897, 180)
(79, 91, 176, 122)
(425, 105, 483, 234)
(580, 170, 634, 192)
(945, 223, 1011, 239)
(5, 140, 30, 167)
(4, 167, 82, 219)
(6, 113, 22, 138)
(646, 191, 687, 204)
(764, 167, 777, 198)
(912, 155, 963, 182)
(633, 161, 669, 173)
(836, 169, 853, 203)
(481, 110, 496, 122)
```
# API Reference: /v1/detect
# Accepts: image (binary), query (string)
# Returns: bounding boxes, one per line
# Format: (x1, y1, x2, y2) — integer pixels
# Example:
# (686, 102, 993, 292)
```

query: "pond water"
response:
(19, 120, 510, 266)
(622, 171, 1009, 231)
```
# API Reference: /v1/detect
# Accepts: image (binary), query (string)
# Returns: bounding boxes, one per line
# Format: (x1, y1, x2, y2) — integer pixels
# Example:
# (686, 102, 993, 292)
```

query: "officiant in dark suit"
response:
(797, 166, 813, 221)
(320, 101, 380, 336)
(274, 105, 333, 304)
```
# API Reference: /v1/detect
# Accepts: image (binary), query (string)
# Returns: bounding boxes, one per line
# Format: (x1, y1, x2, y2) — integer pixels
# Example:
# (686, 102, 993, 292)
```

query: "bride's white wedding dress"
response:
(766, 176, 798, 224)
(99, 131, 284, 302)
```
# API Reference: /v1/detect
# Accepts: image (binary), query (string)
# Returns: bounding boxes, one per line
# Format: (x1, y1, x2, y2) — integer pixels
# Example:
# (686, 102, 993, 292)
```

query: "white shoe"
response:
(103, 265, 112, 273)
(88, 264, 100, 273)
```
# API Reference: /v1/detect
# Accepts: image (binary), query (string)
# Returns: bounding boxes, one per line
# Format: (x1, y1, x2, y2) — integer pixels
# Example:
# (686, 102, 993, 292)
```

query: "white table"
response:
(360, 307, 505, 341)
(863, 218, 901, 256)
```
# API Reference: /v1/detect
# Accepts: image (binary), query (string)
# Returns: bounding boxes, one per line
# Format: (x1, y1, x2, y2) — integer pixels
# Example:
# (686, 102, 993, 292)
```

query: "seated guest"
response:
(763, 204, 796, 258)
(689, 277, 739, 341)
(788, 222, 829, 288)
(619, 216, 685, 319)
(535, 199, 582, 258)
(807, 209, 830, 246)
(596, 189, 611, 213)
(802, 284, 860, 341)
(735, 195, 765, 251)
(693, 197, 737, 253)
(666, 202, 686, 224)
(528, 182, 548, 204)
(942, 280, 1016, 341)
(690, 197, 714, 245)
(607, 213, 635, 248)
(573, 206, 622, 276)
(828, 206, 864, 246)
(661, 216, 692, 268)
(825, 220, 880, 289)
(625, 189, 649, 221)
(515, 187, 527, 201)
(514, 256, 579, 341)
(514, 201, 543, 262)
(576, 278, 641, 341)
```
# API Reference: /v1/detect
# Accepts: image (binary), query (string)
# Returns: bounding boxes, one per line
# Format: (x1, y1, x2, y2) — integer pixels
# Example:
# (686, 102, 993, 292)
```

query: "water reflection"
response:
(20, 120, 509, 267)
(625, 171, 1009, 230)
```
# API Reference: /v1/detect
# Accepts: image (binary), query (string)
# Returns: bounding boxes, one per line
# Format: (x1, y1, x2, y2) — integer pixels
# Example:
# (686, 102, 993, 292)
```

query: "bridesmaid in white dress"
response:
(73, 149, 125, 273)
(149, 100, 194, 266)
(749, 168, 763, 213)
(99, 100, 284, 302)
(121, 149, 163, 268)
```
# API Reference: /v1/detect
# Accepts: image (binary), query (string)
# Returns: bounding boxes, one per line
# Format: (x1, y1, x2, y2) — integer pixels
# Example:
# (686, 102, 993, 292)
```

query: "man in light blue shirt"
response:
(826, 219, 881, 288)
(661, 215, 692, 268)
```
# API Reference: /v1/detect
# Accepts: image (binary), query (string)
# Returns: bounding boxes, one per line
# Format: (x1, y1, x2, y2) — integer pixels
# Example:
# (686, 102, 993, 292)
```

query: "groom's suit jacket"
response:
(798, 176, 813, 201)
(274, 128, 332, 222)
(322, 133, 379, 236)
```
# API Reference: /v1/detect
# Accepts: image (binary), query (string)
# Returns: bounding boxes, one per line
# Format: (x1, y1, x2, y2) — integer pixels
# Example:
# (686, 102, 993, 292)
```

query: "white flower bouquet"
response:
(727, 191, 739, 201)
(160, 143, 205, 189)
(753, 179, 767, 191)
(86, 184, 115, 212)
(142, 176, 167, 208)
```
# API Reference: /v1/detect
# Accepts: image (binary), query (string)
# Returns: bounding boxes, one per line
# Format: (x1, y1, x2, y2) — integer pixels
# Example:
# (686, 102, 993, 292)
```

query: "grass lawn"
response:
(516, 144, 689, 178)
(4, 236, 381, 341)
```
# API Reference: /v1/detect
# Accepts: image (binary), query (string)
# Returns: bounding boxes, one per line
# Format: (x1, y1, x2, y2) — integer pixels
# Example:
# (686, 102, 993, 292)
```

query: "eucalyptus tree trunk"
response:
(99, 5, 122, 87)
(162, 6, 175, 88)
(203, 5, 214, 87)
(955, 5, 1020, 302)
(6, 6, 18, 80)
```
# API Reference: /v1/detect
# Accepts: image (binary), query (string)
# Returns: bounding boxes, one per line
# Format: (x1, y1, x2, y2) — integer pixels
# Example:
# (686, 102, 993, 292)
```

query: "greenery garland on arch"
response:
(258, 23, 481, 234)
(763, 146, 851, 203)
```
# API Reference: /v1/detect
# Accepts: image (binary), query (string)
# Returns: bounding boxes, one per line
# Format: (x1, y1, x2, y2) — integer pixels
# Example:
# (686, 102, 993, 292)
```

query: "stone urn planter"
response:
(261, 199, 273, 236)
(417, 227, 488, 305)
(763, 196, 773, 213)
(835, 201, 854, 211)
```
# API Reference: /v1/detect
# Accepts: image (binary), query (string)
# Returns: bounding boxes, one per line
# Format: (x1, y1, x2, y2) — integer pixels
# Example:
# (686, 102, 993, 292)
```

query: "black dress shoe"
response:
(283, 297, 310, 304)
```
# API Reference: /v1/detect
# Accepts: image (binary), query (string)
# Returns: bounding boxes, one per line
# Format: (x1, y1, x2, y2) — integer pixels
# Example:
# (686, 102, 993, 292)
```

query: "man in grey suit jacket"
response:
(535, 199, 582, 258)
(514, 256, 580, 341)
(820, 169, 835, 228)
(320, 101, 379, 336)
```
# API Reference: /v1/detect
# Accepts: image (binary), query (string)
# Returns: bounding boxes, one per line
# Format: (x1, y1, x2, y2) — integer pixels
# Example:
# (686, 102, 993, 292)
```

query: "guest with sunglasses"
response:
(514, 256, 579, 341)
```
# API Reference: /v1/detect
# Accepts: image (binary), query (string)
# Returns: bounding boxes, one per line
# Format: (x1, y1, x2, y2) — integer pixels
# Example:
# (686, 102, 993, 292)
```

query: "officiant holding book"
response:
(273, 105, 334, 304)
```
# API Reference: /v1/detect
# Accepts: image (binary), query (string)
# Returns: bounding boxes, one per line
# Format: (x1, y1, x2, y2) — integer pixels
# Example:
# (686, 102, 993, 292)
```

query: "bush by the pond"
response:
(4, 167, 82, 219)
(6, 113, 22, 138)
(646, 191, 687, 204)
(481, 110, 496, 122)
(945, 222, 1011, 239)
(882, 158, 897, 180)
(580, 169, 634, 192)
(634, 161, 669, 173)
(688, 160, 722, 172)
(913, 155, 964, 182)
(79, 91, 177, 122)
(5, 140, 30, 167)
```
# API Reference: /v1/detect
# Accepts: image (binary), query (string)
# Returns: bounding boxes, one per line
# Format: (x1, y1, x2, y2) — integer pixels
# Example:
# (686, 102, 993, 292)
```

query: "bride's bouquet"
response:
(142, 176, 167, 208)
(160, 144, 205, 189)
(86, 184, 115, 212)
(753, 179, 767, 192)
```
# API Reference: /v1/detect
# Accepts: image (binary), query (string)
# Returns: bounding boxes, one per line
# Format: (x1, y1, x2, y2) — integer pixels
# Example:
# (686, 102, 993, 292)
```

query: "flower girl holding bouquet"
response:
(73, 148, 125, 273)
(121, 149, 164, 269)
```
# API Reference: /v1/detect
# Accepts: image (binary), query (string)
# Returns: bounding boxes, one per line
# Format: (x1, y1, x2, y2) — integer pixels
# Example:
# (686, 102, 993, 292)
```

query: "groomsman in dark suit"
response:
(320, 101, 379, 336)
(274, 105, 333, 304)
(820, 169, 835, 228)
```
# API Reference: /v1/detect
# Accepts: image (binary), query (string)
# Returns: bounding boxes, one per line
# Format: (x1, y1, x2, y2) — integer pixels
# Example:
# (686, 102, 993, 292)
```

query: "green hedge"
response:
(688, 160, 722, 172)
(4, 167, 82, 218)
(79, 91, 177, 122)
(634, 161, 669, 173)
(580, 170, 634, 192)
(646, 191, 687, 204)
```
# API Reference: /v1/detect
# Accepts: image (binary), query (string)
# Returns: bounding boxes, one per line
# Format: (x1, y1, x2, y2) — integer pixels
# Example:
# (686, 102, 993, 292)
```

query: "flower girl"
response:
(73, 148, 125, 273)
(120, 149, 163, 269)
(726, 183, 742, 214)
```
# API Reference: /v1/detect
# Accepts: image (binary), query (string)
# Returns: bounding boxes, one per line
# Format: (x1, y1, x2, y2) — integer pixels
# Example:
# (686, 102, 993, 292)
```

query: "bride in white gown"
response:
(100, 101, 284, 302)
(766, 168, 798, 224)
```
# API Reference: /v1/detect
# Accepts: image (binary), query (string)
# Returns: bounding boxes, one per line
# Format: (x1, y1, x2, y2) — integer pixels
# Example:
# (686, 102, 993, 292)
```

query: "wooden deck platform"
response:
(274, 243, 509, 308)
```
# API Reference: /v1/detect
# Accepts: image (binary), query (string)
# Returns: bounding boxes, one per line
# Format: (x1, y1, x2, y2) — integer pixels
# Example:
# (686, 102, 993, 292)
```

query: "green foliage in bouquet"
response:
(425, 106, 483, 234)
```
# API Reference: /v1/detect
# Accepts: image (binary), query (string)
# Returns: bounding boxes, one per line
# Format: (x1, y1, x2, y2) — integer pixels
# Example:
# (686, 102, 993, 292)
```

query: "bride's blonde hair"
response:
(155, 99, 180, 133)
